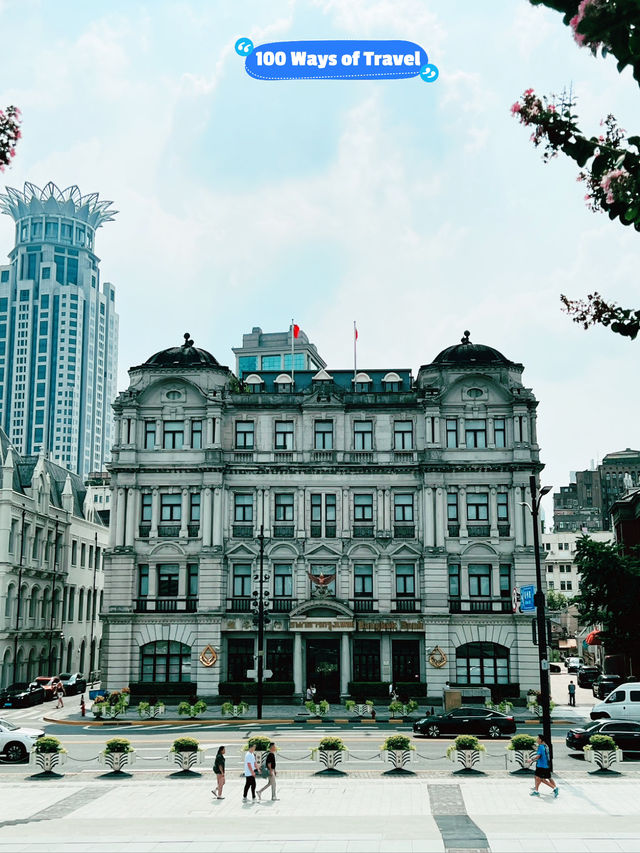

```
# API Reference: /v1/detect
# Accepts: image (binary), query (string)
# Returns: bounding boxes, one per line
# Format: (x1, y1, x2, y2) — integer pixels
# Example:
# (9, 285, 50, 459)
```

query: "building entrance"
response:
(305, 638, 340, 702)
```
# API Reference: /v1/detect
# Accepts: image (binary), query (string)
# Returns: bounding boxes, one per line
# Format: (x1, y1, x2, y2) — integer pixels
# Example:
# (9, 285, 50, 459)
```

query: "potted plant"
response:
(381, 734, 414, 770)
(30, 736, 66, 773)
(170, 736, 203, 771)
(584, 734, 622, 771)
(312, 736, 348, 770)
(345, 699, 374, 717)
(388, 699, 418, 719)
(243, 735, 272, 767)
(99, 737, 135, 773)
(447, 735, 486, 770)
(92, 694, 107, 718)
(526, 691, 555, 718)
(137, 700, 166, 719)
(178, 699, 207, 719)
(221, 701, 249, 718)
(305, 699, 330, 717)
(121, 687, 131, 707)
(507, 734, 537, 770)
(485, 699, 514, 714)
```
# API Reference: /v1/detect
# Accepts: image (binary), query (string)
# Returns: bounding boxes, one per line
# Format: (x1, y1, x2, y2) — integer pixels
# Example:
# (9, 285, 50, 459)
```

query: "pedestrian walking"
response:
(212, 746, 225, 799)
(55, 685, 64, 708)
(257, 742, 278, 801)
(242, 743, 258, 802)
(305, 685, 313, 702)
(528, 734, 558, 798)
(80, 694, 86, 717)
(568, 680, 576, 707)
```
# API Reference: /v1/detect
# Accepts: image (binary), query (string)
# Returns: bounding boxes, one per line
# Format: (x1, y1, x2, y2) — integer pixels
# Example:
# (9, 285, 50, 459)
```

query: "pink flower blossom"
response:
(510, 102, 521, 115)
(548, 104, 556, 112)
(524, 88, 534, 96)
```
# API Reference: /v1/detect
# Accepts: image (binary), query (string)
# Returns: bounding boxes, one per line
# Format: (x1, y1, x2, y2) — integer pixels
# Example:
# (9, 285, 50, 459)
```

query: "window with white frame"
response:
(393, 421, 413, 450)
(394, 493, 414, 522)
(353, 420, 373, 450)
(274, 421, 294, 450)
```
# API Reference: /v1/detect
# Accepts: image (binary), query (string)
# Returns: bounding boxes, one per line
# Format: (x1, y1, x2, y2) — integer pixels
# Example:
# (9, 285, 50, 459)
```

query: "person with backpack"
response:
(257, 742, 278, 801)
(212, 746, 225, 799)
(529, 734, 558, 797)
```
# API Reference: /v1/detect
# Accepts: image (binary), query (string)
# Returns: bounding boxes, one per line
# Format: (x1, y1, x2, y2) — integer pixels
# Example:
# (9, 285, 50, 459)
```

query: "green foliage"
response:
(381, 735, 413, 751)
(104, 738, 133, 754)
(453, 735, 485, 752)
(546, 590, 570, 611)
(34, 736, 65, 754)
(221, 701, 249, 716)
(319, 736, 346, 751)
(171, 737, 200, 753)
(245, 736, 271, 752)
(306, 699, 329, 716)
(508, 734, 537, 752)
(178, 699, 207, 718)
(388, 700, 405, 716)
(345, 700, 356, 711)
(588, 734, 617, 751)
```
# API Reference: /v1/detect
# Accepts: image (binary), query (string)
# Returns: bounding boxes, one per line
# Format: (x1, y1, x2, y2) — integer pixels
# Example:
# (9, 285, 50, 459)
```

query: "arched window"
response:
(140, 640, 191, 683)
(455, 641, 509, 685)
(79, 639, 86, 673)
(78, 589, 85, 622)
(29, 586, 40, 620)
(66, 639, 74, 672)
(4, 584, 15, 621)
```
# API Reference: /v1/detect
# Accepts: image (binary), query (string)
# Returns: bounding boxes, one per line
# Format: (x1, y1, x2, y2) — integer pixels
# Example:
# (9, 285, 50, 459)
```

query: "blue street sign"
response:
(520, 585, 536, 612)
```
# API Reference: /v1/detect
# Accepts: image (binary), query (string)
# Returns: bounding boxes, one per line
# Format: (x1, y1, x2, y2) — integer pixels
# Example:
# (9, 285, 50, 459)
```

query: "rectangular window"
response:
(274, 421, 294, 450)
(160, 493, 181, 521)
(232, 564, 251, 597)
(190, 493, 201, 522)
(396, 564, 415, 596)
(157, 564, 179, 597)
(465, 419, 487, 448)
(274, 564, 293, 597)
(187, 564, 199, 597)
(353, 638, 381, 682)
(42, 266, 51, 280)
(497, 493, 509, 521)
(394, 493, 414, 522)
(71, 540, 77, 565)
(448, 565, 460, 598)
(191, 420, 202, 449)
(67, 257, 78, 285)
(274, 493, 294, 521)
(144, 421, 156, 449)
(235, 421, 254, 449)
(27, 253, 37, 280)
(494, 418, 506, 447)
(163, 420, 184, 449)
(499, 564, 511, 598)
(354, 420, 373, 450)
(469, 564, 492, 597)
(314, 420, 333, 450)
(394, 421, 413, 450)
(67, 587, 75, 621)
(467, 493, 489, 521)
(234, 494, 253, 522)
(138, 564, 149, 597)
(227, 637, 254, 682)
(80, 543, 86, 566)
(446, 419, 458, 448)
(354, 493, 373, 521)
(45, 220, 58, 240)
(354, 564, 373, 597)
(261, 355, 281, 370)
(447, 492, 459, 521)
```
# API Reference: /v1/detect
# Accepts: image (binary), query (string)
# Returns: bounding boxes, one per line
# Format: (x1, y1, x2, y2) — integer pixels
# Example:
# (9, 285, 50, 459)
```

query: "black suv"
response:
(592, 673, 626, 700)
(577, 666, 600, 689)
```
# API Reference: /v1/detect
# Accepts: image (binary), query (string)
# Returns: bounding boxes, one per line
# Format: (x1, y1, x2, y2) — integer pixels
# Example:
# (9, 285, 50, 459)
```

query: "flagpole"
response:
(291, 318, 295, 388)
(353, 320, 357, 385)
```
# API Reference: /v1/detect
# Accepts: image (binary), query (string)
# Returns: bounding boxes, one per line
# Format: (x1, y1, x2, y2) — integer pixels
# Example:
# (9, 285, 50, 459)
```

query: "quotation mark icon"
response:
(420, 63, 439, 82)
(235, 37, 254, 57)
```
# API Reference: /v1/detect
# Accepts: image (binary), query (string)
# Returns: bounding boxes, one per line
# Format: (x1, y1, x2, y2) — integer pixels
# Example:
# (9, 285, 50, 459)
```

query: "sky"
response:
(1, 0, 639, 521)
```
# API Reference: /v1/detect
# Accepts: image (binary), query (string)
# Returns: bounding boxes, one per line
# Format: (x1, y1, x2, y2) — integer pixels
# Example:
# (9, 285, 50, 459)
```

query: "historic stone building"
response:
(102, 331, 543, 703)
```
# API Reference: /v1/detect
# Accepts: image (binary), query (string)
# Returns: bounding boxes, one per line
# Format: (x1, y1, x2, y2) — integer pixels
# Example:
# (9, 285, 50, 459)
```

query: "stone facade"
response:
(102, 332, 544, 703)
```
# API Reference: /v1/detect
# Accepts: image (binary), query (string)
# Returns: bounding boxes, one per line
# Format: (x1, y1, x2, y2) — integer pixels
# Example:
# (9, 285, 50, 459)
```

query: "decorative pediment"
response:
(461, 542, 497, 556)
(345, 542, 380, 558)
(265, 542, 300, 559)
(225, 543, 257, 558)
(389, 543, 422, 558)
(289, 598, 353, 619)
(305, 543, 342, 559)
(149, 542, 185, 556)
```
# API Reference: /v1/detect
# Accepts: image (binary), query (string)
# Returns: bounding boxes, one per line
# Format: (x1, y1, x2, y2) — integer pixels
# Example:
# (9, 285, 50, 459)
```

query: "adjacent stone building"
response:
(102, 331, 544, 703)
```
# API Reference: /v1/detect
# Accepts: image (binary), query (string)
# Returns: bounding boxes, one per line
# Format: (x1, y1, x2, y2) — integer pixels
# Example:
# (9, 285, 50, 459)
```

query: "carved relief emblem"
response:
(199, 645, 218, 667)
(428, 645, 447, 668)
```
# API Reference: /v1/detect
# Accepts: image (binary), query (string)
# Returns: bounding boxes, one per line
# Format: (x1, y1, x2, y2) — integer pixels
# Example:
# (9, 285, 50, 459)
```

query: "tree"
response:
(573, 535, 640, 657)
(0, 106, 21, 172)
(512, 1, 640, 338)
(545, 589, 570, 611)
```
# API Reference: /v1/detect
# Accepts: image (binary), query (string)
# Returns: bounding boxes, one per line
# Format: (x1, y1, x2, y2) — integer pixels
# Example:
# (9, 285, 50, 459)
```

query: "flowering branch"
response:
(560, 293, 640, 339)
(0, 106, 22, 172)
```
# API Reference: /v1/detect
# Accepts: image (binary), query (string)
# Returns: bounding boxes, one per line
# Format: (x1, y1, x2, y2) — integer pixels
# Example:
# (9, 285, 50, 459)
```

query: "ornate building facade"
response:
(102, 331, 543, 702)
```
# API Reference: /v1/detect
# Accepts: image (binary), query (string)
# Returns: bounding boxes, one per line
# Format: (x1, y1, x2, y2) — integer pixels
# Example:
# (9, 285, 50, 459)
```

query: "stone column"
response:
(435, 488, 445, 547)
(342, 488, 350, 538)
(180, 489, 189, 537)
(425, 487, 434, 547)
(125, 489, 136, 547)
(297, 488, 305, 537)
(385, 488, 392, 533)
(489, 487, 498, 538)
(514, 485, 524, 546)
(109, 488, 119, 547)
(155, 418, 162, 449)
(206, 417, 215, 448)
(376, 489, 384, 533)
(150, 489, 159, 538)
(381, 633, 392, 683)
(148, 565, 157, 598)
(262, 488, 271, 537)
(116, 488, 126, 547)
(340, 632, 351, 697)
(202, 488, 212, 547)
(459, 489, 468, 537)
(183, 417, 192, 450)
(114, 417, 121, 447)
(293, 632, 303, 696)
(213, 488, 223, 547)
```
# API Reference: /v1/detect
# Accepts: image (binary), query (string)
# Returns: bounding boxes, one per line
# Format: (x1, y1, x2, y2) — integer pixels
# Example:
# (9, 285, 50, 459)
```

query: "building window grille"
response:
(467, 493, 489, 521)
(160, 493, 181, 522)
(494, 418, 506, 447)
(274, 493, 294, 522)
(232, 564, 251, 597)
(140, 640, 190, 683)
(394, 493, 413, 522)
(469, 564, 491, 597)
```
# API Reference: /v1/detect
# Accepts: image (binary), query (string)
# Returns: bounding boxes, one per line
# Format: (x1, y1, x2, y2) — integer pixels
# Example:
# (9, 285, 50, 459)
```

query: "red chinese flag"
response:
(354, 325, 358, 340)
(293, 324, 300, 338)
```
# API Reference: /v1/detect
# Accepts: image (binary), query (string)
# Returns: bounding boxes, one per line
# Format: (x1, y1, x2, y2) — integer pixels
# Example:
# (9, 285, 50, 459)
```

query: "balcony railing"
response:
(233, 524, 254, 538)
(271, 598, 294, 613)
(158, 524, 181, 538)
(312, 450, 335, 463)
(347, 452, 374, 464)
(392, 598, 420, 613)
(139, 524, 151, 538)
(134, 597, 197, 613)
(187, 523, 200, 538)
(227, 597, 252, 612)
(352, 525, 374, 538)
(351, 598, 378, 613)
(310, 524, 337, 538)
(273, 451, 294, 463)
(233, 451, 255, 463)
(467, 525, 491, 538)
(449, 598, 513, 614)
(273, 524, 294, 538)
(447, 523, 460, 537)
(393, 451, 417, 463)
(498, 523, 511, 537)
(394, 525, 415, 539)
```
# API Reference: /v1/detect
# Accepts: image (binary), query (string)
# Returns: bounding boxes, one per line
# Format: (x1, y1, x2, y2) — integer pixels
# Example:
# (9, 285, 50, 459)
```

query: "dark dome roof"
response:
(144, 333, 220, 368)
(432, 331, 513, 366)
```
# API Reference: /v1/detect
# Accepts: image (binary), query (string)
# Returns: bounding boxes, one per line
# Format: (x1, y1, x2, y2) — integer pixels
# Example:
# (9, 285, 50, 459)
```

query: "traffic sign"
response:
(520, 585, 536, 612)
(246, 669, 257, 679)
(263, 669, 273, 680)
(512, 588, 520, 614)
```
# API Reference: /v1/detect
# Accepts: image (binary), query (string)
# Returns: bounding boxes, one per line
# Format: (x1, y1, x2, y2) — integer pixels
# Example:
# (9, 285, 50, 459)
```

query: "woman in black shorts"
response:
(212, 746, 226, 799)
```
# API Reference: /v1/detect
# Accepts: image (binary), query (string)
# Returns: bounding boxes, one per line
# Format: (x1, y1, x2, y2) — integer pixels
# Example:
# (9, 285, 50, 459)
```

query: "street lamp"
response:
(522, 475, 554, 769)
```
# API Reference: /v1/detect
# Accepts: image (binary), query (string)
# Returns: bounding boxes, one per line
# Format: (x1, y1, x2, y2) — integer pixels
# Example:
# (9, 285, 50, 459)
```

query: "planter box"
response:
(384, 749, 414, 770)
(171, 750, 203, 771)
(311, 748, 349, 770)
(349, 704, 373, 717)
(584, 748, 622, 771)
(99, 750, 135, 773)
(138, 704, 165, 719)
(507, 749, 535, 770)
(448, 749, 484, 770)
(306, 704, 329, 717)
(30, 751, 66, 773)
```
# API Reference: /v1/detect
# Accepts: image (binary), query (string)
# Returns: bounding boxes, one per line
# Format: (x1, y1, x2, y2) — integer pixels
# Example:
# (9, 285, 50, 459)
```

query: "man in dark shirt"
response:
(257, 742, 278, 801)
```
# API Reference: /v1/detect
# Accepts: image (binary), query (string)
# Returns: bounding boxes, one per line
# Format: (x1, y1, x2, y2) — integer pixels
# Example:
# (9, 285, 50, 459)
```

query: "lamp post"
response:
(526, 475, 554, 768)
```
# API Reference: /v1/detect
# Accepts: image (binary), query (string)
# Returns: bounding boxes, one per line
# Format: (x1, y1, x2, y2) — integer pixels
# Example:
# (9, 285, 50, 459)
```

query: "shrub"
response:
(588, 734, 617, 751)
(178, 699, 207, 717)
(221, 701, 249, 715)
(171, 737, 200, 753)
(453, 735, 485, 752)
(306, 699, 329, 715)
(244, 736, 271, 752)
(388, 700, 405, 716)
(508, 734, 537, 751)
(381, 735, 413, 751)
(104, 738, 133, 754)
(34, 736, 66, 754)
(319, 736, 346, 751)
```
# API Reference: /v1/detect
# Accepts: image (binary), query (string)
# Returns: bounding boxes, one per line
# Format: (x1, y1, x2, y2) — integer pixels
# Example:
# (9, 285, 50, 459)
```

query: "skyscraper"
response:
(0, 182, 119, 476)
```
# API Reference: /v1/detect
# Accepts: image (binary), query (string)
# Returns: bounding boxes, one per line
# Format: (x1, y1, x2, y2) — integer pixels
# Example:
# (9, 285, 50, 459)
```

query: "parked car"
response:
(0, 718, 44, 762)
(29, 676, 63, 700)
(578, 666, 601, 689)
(565, 657, 582, 673)
(591, 683, 640, 721)
(0, 682, 46, 708)
(592, 673, 627, 700)
(549, 663, 561, 673)
(566, 719, 640, 752)
(58, 673, 86, 696)
(413, 707, 517, 739)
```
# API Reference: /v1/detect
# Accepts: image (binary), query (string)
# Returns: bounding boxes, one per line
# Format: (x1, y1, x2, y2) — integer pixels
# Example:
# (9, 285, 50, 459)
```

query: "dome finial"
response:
(183, 332, 194, 349)
(461, 330, 471, 345)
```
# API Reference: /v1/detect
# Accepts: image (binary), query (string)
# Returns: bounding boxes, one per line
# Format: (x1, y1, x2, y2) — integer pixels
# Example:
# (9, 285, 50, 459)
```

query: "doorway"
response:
(305, 638, 340, 702)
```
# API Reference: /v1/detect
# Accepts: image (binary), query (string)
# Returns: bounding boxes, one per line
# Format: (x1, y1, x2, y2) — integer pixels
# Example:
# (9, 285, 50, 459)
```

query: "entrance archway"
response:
(305, 638, 340, 702)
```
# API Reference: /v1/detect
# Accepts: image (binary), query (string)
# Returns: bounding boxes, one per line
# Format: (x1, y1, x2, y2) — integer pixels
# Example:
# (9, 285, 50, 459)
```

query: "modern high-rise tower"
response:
(0, 182, 119, 476)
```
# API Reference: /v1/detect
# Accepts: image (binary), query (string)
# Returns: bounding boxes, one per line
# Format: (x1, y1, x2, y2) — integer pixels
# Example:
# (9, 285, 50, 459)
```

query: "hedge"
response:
(218, 681, 295, 697)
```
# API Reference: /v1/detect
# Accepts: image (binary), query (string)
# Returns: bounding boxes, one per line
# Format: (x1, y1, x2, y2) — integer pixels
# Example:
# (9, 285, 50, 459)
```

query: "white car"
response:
(0, 718, 44, 762)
